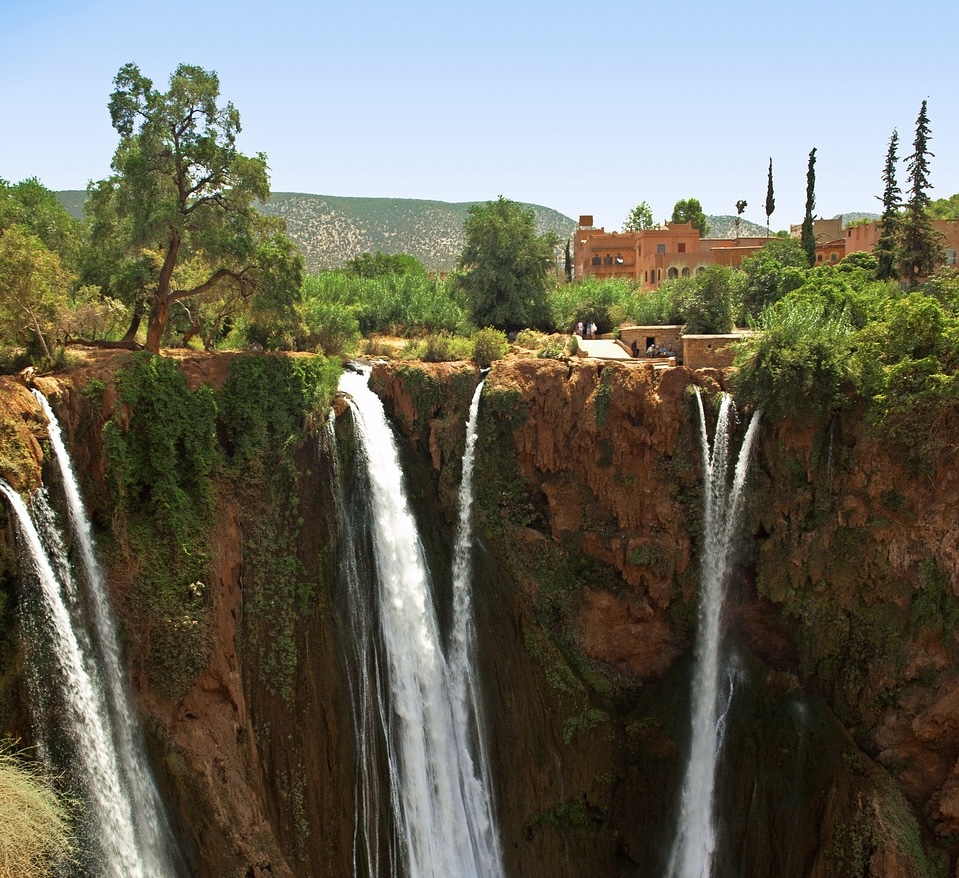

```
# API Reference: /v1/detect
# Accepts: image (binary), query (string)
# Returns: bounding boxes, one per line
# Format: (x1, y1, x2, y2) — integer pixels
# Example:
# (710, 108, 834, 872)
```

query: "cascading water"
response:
(333, 367, 504, 878)
(1, 480, 147, 878)
(31, 390, 179, 877)
(666, 391, 760, 878)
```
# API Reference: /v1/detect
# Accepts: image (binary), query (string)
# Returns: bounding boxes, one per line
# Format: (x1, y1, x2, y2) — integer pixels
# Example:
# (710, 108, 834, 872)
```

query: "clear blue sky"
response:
(3, 0, 957, 233)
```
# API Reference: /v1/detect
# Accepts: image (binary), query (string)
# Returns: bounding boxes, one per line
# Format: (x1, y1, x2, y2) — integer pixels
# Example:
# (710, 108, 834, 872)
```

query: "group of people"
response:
(575, 320, 598, 339)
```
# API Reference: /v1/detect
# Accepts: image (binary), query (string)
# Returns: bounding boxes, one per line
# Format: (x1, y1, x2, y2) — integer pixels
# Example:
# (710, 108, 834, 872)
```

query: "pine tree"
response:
(765, 158, 775, 236)
(899, 99, 942, 284)
(875, 129, 902, 280)
(800, 148, 817, 266)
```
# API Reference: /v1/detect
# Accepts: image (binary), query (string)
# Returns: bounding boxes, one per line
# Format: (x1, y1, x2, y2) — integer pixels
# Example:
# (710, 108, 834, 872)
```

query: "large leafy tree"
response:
(89, 63, 303, 353)
(0, 226, 71, 359)
(738, 237, 809, 322)
(455, 196, 559, 332)
(671, 198, 710, 236)
(800, 148, 817, 266)
(0, 178, 84, 272)
(899, 100, 942, 284)
(623, 201, 654, 232)
(875, 129, 902, 281)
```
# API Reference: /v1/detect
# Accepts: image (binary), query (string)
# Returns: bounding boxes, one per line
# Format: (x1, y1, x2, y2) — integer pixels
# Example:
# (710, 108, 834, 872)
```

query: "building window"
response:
(668, 267, 679, 279)
(946, 248, 958, 265)
(656, 243, 666, 255)
(830, 253, 838, 262)
(682, 267, 690, 277)
(603, 254, 613, 265)
(817, 254, 823, 262)
(678, 242, 686, 253)
(615, 253, 624, 264)
(592, 255, 601, 266)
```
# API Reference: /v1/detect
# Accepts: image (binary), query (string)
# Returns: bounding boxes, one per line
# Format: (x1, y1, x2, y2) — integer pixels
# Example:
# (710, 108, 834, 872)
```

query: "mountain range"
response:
(54, 191, 878, 272)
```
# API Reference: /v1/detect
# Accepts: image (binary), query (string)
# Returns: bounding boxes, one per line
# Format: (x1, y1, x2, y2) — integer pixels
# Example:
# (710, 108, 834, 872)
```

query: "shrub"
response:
(731, 295, 857, 423)
(470, 327, 509, 367)
(0, 750, 73, 877)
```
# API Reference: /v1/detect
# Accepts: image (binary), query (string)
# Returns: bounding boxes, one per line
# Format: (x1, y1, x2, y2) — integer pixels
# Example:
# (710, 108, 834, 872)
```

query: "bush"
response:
(731, 294, 857, 423)
(403, 333, 473, 362)
(470, 327, 509, 367)
(0, 750, 73, 877)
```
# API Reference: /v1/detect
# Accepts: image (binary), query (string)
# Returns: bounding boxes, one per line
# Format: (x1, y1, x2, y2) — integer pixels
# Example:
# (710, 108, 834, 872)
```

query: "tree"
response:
(668, 265, 738, 334)
(671, 198, 710, 236)
(90, 63, 303, 353)
(875, 129, 902, 281)
(0, 178, 84, 272)
(928, 192, 959, 219)
(800, 148, 817, 267)
(899, 100, 942, 284)
(765, 158, 776, 236)
(623, 201, 654, 231)
(345, 251, 426, 278)
(0, 226, 71, 359)
(454, 196, 559, 332)
(739, 237, 809, 321)
(735, 199, 748, 242)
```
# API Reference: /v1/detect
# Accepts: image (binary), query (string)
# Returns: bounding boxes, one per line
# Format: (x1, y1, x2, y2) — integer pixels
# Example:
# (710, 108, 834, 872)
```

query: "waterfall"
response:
(1, 480, 146, 878)
(30, 390, 179, 877)
(667, 391, 760, 878)
(333, 367, 504, 878)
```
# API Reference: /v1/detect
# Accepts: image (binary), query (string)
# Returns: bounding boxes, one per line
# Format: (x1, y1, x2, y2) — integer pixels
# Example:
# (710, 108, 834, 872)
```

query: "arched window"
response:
(667, 267, 679, 279)
(681, 267, 691, 277)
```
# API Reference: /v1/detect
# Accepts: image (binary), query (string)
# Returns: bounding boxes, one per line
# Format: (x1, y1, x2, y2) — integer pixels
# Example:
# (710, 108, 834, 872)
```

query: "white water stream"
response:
(1, 481, 145, 878)
(335, 367, 504, 878)
(666, 391, 760, 878)
(31, 390, 178, 877)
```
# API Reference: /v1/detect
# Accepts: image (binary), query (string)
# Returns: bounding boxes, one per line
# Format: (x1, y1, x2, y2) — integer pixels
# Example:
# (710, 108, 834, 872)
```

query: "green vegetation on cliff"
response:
(101, 352, 339, 698)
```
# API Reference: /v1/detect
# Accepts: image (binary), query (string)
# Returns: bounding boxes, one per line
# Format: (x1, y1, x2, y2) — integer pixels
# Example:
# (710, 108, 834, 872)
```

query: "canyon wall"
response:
(0, 351, 957, 876)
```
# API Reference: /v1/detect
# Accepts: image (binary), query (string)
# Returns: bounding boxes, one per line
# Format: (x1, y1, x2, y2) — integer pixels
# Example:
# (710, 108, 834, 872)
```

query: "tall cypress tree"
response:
(875, 129, 902, 280)
(800, 148, 817, 266)
(765, 158, 775, 236)
(899, 99, 942, 284)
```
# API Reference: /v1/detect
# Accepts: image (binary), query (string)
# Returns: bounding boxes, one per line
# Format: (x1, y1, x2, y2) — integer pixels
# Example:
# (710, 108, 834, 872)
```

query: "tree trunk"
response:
(145, 295, 169, 354)
(121, 300, 144, 342)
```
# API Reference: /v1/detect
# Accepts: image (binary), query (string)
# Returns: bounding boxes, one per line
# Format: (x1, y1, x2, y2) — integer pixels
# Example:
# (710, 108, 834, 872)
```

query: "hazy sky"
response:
(3, 0, 957, 233)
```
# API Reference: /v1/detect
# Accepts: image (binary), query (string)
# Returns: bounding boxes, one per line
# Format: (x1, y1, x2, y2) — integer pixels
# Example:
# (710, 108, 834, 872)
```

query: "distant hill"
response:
(704, 215, 777, 239)
(834, 212, 880, 226)
(258, 194, 576, 272)
(56, 190, 577, 273)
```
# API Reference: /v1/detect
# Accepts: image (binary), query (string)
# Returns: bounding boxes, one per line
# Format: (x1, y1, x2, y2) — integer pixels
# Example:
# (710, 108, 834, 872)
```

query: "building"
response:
(844, 219, 959, 267)
(573, 216, 774, 289)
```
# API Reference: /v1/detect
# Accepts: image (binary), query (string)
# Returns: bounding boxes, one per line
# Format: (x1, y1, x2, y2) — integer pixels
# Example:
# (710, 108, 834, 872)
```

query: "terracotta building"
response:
(573, 216, 772, 289)
(844, 219, 959, 267)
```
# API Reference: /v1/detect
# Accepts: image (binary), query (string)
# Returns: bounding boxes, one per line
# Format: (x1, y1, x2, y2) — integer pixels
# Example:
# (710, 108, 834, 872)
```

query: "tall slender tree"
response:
(765, 158, 775, 236)
(899, 100, 942, 284)
(800, 148, 817, 266)
(875, 129, 902, 280)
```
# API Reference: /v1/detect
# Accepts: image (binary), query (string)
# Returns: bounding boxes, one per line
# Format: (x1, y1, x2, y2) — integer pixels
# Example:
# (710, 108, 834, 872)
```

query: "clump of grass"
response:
(0, 750, 74, 877)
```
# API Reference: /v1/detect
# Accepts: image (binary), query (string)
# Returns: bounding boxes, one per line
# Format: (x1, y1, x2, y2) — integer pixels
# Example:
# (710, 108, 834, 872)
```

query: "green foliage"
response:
(731, 294, 857, 423)
(93, 62, 303, 352)
(548, 276, 658, 333)
(801, 149, 818, 267)
(667, 265, 739, 334)
(103, 353, 218, 695)
(900, 100, 942, 284)
(910, 560, 959, 650)
(470, 327, 509, 367)
(216, 355, 338, 699)
(623, 201, 654, 231)
(455, 196, 559, 331)
(738, 237, 809, 321)
(345, 251, 426, 278)
(671, 197, 710, 236)
(216, 354, 340, 468)
(928, 192, 959, 219)
(301, 270, 465, 337)
(876, 129, 902, 280)
(300, 297, 360, 355)
(0, 178, 84, 273)
(402, 333, 473, 363)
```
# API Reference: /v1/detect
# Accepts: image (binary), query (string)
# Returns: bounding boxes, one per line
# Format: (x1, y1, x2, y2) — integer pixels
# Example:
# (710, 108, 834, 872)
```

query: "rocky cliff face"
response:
(374, 355, 958, 876)
(1, 351, 958, 877)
